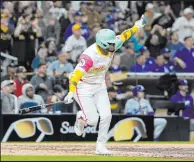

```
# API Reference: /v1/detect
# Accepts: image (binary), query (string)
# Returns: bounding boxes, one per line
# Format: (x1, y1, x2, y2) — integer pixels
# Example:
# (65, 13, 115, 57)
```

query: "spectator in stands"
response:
(1, 64, 17, 82)
(144, 3, 162, 36)
(167, 31, 184, 58)
(49, 1, 67, 21)
(128, 35, 143, 52)
(18, 83, 47, 114)
(161, 48, 175, 72)
(47, 51, 73, 77)
(170, 79, 194, 117)
(85, 2, 103, 30)
(152, 54, 172, 73)
(45, 14, 61, 45)
(145, 24, 167, 58)
(107, 86, 120, 113)
(42, 1, 53, 21)
(51, 85, 72, 113)
(30, 63, 55, 103)
(125, 85, 167, 140)
(1, 80, 18, 114)
(2, 2, 14, 19)
(35, 8, 46, 42)
(31, 43, 49, 71)
(13, 66, 28, 97)
(109, 55, 121, 73)
(79, 1, 88, 14)
(0, 12, 13, 54)
(12, 11, 41, 71)
(9, 81, 16, 95)
(62, 24, 87, 63)
(172, 8, 194, 43)
(58, 6, 71, 45)
(140, 46, 156, 71)
(87, 23, 101, 47)
(45, 38, 57, 62)
(173, 36, 194, 72)
(64, 11, 90, 41)
(120, 44, 136, 71)
(130, 53, 151, 72)
(151, 2, 175, 29)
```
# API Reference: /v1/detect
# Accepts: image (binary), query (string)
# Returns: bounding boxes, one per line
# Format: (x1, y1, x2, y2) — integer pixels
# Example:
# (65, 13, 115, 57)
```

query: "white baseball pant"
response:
(154, 118, 167, 139)
(73, 81, 112, 144)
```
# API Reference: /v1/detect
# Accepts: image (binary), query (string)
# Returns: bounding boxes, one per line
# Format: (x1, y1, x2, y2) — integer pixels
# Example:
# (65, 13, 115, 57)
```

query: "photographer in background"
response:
(125, 85, 167, 141)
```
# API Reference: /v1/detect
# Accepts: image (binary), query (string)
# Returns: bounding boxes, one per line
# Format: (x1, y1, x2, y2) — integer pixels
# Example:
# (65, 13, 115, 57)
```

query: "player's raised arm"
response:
(120, 15, 146, 43)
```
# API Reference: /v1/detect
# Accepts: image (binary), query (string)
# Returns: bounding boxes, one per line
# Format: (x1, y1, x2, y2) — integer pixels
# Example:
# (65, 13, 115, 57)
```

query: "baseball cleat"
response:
(74, 112, 86, 136)
(95, 143, 112, 155)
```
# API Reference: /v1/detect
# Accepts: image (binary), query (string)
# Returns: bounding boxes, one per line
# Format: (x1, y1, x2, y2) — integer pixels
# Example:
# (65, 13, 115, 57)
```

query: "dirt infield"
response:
(1, 143, 194, 160)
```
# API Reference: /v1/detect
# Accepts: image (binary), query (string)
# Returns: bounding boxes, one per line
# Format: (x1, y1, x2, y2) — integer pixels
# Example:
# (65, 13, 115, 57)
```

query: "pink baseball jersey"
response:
(75, 43, 115, 84)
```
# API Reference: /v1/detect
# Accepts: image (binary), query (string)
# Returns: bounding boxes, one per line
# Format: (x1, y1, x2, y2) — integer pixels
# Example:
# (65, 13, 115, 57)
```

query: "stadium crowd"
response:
(1, 1, 194, 117)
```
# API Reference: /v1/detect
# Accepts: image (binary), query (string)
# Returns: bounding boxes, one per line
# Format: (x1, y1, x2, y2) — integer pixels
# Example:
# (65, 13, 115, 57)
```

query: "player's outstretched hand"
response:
(64, 92, 74, 104)
(135, 15, 146, 28)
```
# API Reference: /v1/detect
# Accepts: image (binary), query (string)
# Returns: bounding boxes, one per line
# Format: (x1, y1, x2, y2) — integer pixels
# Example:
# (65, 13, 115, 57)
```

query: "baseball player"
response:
(64, 15, 146, 155)
(125, 85, 167, 141)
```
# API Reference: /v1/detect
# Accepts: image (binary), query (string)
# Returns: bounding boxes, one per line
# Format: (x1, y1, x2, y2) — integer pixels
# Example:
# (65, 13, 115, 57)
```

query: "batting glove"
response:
(135, 15, 146, 28)
(64, 92, 74, 104)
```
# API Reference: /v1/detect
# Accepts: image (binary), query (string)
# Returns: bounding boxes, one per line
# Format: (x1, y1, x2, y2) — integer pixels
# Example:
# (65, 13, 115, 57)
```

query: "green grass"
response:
(1, 155, 188, 161)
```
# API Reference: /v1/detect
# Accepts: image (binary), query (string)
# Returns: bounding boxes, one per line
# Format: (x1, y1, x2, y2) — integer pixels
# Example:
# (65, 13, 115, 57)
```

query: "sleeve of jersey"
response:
(120, 25, 139, 43)
(69, 54, 93, 92)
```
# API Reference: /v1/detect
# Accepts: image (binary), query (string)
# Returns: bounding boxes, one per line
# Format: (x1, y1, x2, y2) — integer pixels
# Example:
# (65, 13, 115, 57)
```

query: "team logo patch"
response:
(79, 59, 86, 66)
(192, 52, 194, 57)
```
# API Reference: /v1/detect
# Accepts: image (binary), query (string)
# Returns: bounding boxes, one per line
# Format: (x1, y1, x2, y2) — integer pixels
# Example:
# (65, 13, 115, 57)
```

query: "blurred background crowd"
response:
(0, 1, 194, 117)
